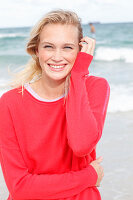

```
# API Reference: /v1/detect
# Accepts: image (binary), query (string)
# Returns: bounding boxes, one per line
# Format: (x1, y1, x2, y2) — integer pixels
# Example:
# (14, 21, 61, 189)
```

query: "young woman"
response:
(0, 10, 110, 200)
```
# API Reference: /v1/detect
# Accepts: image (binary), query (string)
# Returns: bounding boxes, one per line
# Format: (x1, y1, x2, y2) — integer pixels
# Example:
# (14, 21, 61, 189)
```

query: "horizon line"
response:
(0, 21, 133, 29)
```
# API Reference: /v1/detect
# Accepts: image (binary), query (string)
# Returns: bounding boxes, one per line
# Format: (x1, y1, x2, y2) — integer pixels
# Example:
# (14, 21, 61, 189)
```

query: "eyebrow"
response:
(41, 41, 76, 47)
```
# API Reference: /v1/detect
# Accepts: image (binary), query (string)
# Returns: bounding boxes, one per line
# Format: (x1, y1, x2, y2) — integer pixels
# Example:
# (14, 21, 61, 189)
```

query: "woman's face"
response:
(36, 23, 80, 81)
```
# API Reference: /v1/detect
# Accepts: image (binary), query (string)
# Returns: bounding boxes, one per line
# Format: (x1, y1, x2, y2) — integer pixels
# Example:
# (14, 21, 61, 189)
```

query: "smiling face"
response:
(36, 23, 80, 81)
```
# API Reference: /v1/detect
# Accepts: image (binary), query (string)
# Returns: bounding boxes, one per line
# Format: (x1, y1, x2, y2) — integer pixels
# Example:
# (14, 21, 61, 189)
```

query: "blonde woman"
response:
(0, 10, 110, 200)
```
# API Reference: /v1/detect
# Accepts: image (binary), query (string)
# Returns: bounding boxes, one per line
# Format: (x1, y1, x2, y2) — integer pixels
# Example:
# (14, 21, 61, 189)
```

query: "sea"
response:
(0, 23, 133, 200)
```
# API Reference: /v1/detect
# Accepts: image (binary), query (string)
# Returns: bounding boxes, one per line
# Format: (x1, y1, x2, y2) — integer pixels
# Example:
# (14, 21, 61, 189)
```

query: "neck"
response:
(37, 76, 66, 100)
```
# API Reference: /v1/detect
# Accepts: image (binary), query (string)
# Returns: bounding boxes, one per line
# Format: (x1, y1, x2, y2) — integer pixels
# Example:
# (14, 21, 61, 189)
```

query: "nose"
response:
(51, 49, 63, 62)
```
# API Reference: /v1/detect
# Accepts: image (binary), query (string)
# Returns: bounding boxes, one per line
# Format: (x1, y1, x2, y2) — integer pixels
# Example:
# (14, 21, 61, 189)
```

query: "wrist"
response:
(71, 52, 93, 76)
(87, 164, 98, 186)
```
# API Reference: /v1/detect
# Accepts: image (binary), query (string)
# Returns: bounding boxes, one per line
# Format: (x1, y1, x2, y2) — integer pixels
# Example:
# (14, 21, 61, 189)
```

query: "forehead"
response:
(39, 23, 79, 43)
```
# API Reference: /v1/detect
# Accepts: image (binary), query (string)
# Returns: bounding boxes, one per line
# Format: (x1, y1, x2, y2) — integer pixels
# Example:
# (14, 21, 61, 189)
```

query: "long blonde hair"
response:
(8, 9, 83, 102)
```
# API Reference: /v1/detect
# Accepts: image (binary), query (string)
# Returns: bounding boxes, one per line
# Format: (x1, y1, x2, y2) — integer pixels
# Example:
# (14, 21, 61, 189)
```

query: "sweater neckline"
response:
(23, 83, 65, 105)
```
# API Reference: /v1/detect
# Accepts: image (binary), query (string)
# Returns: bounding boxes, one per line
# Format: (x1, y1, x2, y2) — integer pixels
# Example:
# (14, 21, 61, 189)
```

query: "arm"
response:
(0, 96, 98, 200)
(65, 50, 110, 157)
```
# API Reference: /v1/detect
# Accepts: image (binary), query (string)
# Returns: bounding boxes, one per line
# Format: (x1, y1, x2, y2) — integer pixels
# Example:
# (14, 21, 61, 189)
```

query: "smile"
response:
(49, 65, 66, 69)
(48, 64, 67, 72)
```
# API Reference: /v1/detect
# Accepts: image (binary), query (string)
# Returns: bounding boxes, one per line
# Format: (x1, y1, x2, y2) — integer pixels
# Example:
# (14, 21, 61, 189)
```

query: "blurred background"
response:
(0, 0, 133, 200)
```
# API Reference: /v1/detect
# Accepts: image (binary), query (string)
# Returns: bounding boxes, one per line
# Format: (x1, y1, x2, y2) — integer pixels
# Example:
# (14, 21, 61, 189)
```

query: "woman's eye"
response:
(44, 45, 52, 48)
(64, 46, 73, 49)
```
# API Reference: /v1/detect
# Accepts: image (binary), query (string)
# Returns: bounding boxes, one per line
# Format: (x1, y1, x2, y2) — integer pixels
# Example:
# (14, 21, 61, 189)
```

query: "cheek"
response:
(65, 51, 78, 66)
(38, 50, 51, 64)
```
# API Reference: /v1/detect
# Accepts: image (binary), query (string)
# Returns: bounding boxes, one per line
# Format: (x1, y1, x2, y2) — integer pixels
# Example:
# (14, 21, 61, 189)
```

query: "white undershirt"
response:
(24, 83, 65, 102)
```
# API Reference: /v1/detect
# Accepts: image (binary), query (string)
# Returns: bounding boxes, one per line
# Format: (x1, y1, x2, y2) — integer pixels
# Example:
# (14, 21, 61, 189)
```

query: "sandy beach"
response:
(98, 111, 133, 200)
(0, 111, 132, 200)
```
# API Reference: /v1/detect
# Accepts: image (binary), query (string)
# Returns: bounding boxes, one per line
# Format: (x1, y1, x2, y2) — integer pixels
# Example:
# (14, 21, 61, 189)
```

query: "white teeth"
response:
(49, 65, 65, 69)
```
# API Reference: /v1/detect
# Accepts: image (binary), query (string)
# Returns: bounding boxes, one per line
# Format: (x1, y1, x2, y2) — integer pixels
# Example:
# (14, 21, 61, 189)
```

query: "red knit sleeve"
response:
(65, 52, 110, 157)
(0, 95, 98, 200)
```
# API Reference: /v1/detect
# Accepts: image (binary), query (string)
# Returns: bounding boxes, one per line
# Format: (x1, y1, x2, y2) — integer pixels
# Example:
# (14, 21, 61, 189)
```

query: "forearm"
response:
(66, 52, 110, 157)
(0, 147, 97, 199)
(66, 73, 99, 157)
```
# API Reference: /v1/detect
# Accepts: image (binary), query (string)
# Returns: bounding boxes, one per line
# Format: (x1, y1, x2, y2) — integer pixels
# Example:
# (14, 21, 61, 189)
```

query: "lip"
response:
(48, 63, 67, 66)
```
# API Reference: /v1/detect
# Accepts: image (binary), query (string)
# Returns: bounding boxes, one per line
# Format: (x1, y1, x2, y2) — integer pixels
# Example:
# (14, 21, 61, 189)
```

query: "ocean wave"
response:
(108, 83, 133, 113)
(0, 33, 28, 38)
(0, 79, 12, 97)
(95, 47, 133, 63)
(96, 40, 107, 44)
(0, 79, 10, 88)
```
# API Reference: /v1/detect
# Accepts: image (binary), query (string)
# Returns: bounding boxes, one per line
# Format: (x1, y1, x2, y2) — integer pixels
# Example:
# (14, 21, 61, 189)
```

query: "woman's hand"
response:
(79, 37, 96, 56)
(90, 156, 104, 187)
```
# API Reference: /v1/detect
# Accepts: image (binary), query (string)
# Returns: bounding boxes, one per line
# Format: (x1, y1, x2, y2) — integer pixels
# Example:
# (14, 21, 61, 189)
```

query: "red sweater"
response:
(0, 52, 110, 200)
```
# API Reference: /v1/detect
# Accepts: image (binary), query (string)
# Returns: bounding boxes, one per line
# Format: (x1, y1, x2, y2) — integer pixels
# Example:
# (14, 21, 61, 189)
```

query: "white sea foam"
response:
(95, 47, 133, 63)
(108, 83, 133, 113)
(0, 79, 11, 97)
(96, 40, 107, 44)
(0, 33, 28, 38)
(0, 79, 10, 88)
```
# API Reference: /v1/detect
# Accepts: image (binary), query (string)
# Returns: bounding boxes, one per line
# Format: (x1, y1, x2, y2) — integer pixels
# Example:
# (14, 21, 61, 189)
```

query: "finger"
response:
(97, 184, 100, 187)
(90, 40, 96, 55)
(81, 37, 96, 46)
(80, 37, 94, 42)
(80, 41, 92, 54)
(96, 156, 103, 163)
(79, 42, 88, 53)
(81, 38, 95, 55)
(86, 42, 95, 55)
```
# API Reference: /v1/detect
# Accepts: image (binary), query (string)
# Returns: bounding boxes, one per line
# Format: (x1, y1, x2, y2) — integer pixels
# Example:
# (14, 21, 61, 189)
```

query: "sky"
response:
(0, 0, 133, 28)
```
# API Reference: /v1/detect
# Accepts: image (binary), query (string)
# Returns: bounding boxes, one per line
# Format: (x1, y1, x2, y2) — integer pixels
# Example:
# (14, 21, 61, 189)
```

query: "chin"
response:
(44, 66, 71, 81)
(47, 71, 70, 80)
(47, 74, 67, 81)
